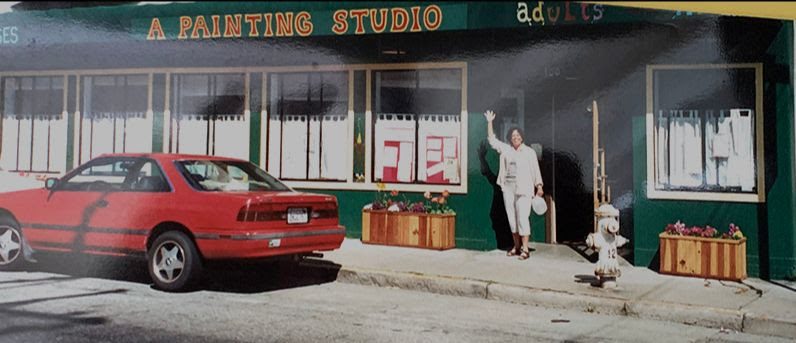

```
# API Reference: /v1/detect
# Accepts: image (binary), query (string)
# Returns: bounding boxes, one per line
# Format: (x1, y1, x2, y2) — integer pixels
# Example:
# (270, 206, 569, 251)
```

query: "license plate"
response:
(287, 207, 308, 224)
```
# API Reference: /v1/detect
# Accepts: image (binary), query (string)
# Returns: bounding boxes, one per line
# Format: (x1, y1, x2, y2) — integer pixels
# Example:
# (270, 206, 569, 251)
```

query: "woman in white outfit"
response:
(484, 110, 544, 260)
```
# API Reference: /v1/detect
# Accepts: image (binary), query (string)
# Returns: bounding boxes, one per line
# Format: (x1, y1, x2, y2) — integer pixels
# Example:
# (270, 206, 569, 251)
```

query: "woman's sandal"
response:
(507, 247, 518, 256)
(518, 248, 530, 260)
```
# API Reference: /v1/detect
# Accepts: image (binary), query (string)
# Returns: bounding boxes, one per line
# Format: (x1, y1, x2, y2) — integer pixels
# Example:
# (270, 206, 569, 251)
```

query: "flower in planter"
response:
(424, 190, 455, 214)
(364, 188, 455, 215)
(662, 221, 744, 240)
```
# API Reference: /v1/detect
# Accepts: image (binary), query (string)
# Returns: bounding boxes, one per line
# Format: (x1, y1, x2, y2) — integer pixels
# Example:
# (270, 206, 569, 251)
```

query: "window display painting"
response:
(374, 114, 416, 183)
(422, 135, 459, 184)
(418, 115, 461, 184)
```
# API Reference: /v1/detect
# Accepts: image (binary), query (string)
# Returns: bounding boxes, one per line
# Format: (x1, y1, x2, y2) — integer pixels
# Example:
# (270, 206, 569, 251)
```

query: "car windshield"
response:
(176, 159, 291, 192)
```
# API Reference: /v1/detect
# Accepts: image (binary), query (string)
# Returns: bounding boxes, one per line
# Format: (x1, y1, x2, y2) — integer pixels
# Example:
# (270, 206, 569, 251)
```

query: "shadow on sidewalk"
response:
(24, 253, 342, 294)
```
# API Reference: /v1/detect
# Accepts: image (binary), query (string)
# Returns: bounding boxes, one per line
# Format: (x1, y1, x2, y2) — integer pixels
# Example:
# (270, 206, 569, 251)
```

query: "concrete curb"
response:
(309, 262, 772, 334)
(626, 300, 743, 331)
(743, 313, 796, 338)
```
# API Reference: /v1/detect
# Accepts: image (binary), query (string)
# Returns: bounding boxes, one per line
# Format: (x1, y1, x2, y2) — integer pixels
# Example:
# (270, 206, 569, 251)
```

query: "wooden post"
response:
(592, 100, 599, 232)
(600, 150, 606, 203)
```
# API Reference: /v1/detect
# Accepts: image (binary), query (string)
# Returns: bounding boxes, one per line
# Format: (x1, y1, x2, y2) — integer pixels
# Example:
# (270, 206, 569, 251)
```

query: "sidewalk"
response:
(302, 238, 796, 338)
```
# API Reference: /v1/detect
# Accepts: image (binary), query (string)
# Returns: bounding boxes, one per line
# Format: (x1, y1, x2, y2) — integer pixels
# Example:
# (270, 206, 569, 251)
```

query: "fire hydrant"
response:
(586, 203, 629, 289)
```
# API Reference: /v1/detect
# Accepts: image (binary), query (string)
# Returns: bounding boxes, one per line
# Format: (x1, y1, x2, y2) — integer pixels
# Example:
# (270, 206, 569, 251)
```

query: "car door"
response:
(24, 157, 131, 252)
(85, 159, 173, 255)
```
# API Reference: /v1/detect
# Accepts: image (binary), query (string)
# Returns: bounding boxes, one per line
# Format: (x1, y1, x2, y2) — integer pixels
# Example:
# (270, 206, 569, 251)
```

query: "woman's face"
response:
(510, 130, 523, 149)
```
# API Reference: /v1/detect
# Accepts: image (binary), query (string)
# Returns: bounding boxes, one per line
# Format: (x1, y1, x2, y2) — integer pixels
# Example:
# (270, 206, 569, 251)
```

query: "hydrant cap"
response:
(595, 203, 619, 217)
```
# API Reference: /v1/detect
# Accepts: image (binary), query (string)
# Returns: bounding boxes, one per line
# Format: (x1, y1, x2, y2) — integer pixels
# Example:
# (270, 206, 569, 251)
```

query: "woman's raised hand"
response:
(484, 110, 496, 122)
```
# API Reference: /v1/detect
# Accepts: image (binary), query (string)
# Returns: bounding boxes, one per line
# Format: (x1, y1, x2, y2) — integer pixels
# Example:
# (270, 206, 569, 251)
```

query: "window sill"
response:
(646, 186, 765, 203)
(284, 180, 467, 194)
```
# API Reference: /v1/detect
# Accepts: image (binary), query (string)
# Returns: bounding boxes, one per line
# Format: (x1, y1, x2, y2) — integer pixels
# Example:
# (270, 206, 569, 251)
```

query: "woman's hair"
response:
(506, 127, 525, 142)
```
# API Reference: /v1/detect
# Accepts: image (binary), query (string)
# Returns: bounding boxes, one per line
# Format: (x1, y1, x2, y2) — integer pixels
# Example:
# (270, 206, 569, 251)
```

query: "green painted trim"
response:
(66, 111, 74, 170)
(152, 110, 163, 153)
(249, 109, 261, 164)
(0, 2, 715, 47)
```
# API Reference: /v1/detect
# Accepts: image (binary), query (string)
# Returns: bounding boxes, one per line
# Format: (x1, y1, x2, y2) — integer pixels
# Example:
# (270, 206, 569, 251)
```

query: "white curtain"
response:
(417, 114, 461, 184)
(177, 115, 208, 155)
(374, 113, 416, 183)
(320, 114, 347, 180)
(307, 116, 321, 179)
(16, 118, 32, 170)
(726, 109, 755, 191)
(704, 114, 717, 186)
(91, 115, 115, 159)
(281, 115, 308, 179)
(0, 117, 19, 170)
(1, 115, 67, 173)
(213, 114, 248, 160)
(124, 113, 153, 153)
(668, 111, 703, 187)
(655, 115, 669, 187)
(267, 113, 282, 177)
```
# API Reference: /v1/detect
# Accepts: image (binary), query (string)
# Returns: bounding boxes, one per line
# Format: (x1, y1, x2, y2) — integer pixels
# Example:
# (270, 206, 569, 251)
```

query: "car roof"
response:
(94, 153, 248, 163)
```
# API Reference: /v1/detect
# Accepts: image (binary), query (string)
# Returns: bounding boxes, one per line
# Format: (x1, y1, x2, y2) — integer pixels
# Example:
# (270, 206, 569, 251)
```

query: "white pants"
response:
(502, 182, 532, 236)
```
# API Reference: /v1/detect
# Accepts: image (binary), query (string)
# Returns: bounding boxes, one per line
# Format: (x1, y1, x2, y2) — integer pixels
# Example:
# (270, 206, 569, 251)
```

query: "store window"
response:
(267, 72, 348, 181)
(1, 76, 66, 173)
(646, 64, 764, 202)
(80, 74, 151, 162)
(372, 68, 462, 185)
(171, 73, 247, 159)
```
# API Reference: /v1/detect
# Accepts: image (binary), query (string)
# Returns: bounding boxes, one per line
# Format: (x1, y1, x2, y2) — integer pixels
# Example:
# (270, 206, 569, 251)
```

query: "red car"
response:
(0, 153, 345, 291)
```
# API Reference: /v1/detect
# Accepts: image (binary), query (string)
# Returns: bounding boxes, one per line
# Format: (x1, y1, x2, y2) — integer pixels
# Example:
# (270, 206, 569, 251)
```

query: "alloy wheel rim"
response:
(152, 240, 186, 283)
(0, 225, 22, 266)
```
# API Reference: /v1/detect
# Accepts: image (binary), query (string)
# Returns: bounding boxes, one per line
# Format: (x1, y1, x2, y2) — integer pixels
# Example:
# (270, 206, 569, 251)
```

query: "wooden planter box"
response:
(659, 233, 747, 281)
(362, 210, 455, 250)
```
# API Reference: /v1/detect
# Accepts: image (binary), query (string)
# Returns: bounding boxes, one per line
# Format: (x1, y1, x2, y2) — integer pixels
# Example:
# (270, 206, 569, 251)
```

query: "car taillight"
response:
(237, 202, 282, 222)
(236, 199, 338, 222)
(311, 200, 338, 220)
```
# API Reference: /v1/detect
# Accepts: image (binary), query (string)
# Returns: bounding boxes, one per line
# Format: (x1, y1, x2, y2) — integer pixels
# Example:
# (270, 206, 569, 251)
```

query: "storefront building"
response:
(0, 2, 793, 279)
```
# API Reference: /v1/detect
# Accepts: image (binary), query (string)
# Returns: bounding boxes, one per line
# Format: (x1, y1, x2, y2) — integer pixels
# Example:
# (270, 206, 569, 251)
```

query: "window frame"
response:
(0, 74, 68, 174)
(56, 156, 172, 193)
(370, 68, 464, 187)
(1, 62, 467, 195)
(260, 62, 468, 194)
(645, 63, 765, 203)
(266, 71, 350, 182)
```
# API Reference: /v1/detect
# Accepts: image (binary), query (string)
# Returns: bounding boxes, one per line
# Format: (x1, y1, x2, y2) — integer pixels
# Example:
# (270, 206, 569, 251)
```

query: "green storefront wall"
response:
(41, 1, 792, 279)
(632, 24, 796, 279)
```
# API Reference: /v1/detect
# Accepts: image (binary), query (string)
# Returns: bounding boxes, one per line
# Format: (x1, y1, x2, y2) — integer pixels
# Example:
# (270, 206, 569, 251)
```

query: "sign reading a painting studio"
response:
(145, 4, 457, 40)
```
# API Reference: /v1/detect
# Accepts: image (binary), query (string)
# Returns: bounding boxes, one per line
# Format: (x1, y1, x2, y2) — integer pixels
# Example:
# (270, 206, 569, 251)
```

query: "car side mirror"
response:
(45, 177, 59, 190)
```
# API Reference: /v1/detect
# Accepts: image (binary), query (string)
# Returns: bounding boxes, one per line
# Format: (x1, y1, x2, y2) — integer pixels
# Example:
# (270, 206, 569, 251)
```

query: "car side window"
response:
(60, 158, 134, 192)
(129, 162, 170, 192)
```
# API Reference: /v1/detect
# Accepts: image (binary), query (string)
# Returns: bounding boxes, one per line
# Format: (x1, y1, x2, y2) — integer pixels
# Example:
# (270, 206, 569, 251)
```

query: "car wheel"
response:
(147, 231, 203, 291)
(0, 218, 24, 271)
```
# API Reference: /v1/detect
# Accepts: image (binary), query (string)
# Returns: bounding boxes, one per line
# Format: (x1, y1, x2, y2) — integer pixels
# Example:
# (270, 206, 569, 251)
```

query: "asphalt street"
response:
(0, 256, 790, 343)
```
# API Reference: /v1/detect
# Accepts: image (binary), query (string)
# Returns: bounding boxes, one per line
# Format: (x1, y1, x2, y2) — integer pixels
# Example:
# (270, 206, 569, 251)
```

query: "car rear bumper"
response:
(194, 225, 345, 259)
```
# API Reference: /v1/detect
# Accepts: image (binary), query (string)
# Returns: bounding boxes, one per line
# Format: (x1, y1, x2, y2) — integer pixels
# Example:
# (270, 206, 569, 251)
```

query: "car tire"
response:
(0, 217, 25, 271)
(147, 231, 203, 292)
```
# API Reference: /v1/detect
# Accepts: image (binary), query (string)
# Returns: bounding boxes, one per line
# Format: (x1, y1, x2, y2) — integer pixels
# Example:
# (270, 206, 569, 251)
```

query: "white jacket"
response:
(488, 134, 543, 196)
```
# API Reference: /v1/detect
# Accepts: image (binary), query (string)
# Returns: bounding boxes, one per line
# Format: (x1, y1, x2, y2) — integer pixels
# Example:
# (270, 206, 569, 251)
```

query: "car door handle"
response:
(96, 200, 109, 208)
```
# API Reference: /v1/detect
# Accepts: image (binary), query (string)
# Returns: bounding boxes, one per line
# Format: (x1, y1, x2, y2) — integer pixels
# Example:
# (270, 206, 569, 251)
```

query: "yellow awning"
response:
(584, 2, 796, 21)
